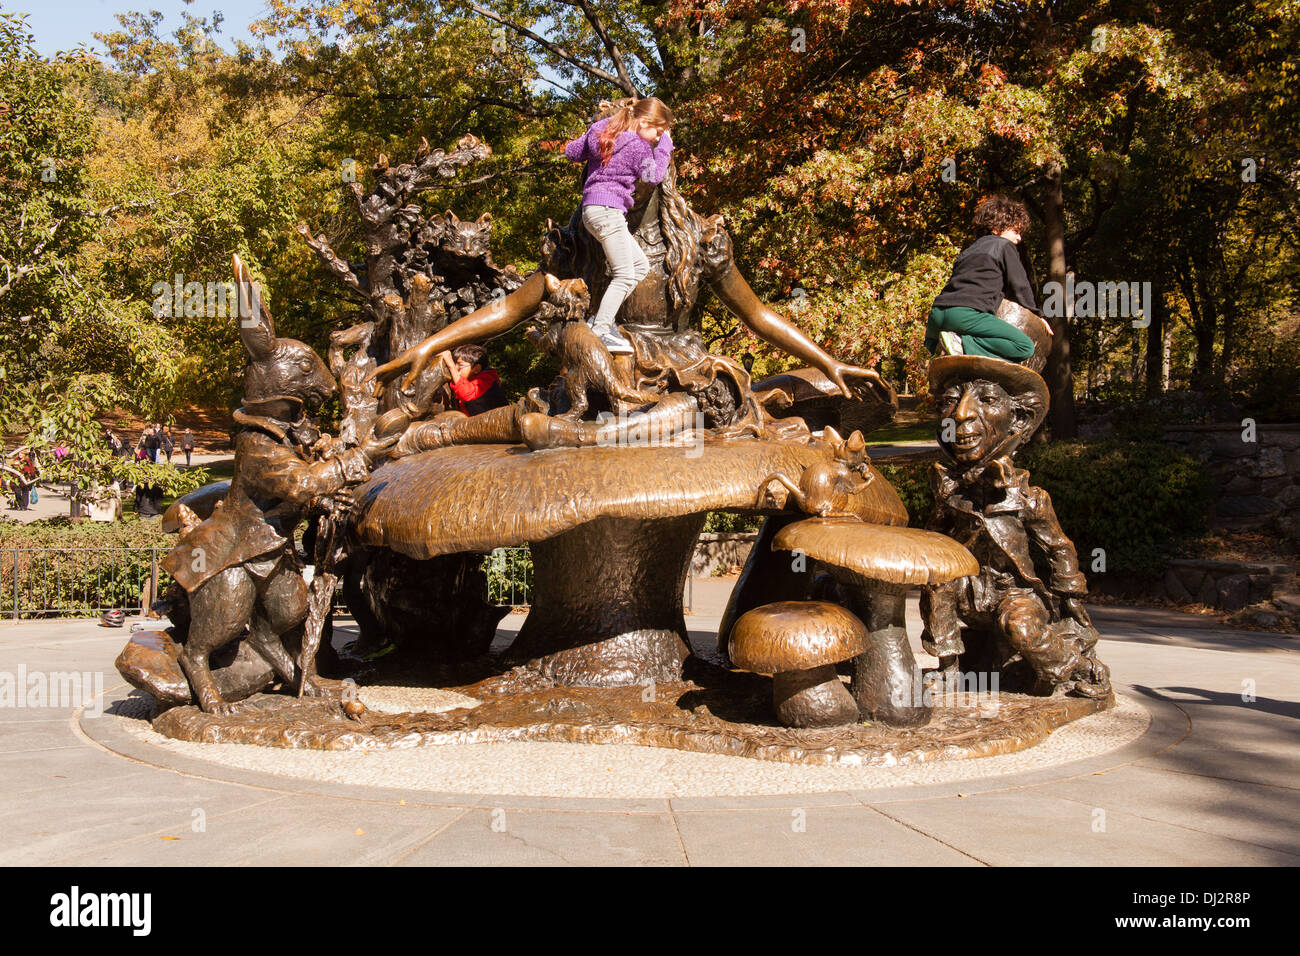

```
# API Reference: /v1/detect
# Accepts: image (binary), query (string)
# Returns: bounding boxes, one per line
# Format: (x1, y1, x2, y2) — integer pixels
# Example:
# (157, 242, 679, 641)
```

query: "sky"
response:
(5, 0, 273, 57)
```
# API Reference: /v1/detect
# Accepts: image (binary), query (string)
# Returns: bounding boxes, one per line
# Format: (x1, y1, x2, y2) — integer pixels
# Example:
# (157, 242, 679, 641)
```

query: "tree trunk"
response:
(1145, 282, 1164, 398)
(1192, 253, 1220, 390)
(1170, 319, 1180, 390)
(1176, 256, 1214, 390)
(1042, 162, 1076, 437)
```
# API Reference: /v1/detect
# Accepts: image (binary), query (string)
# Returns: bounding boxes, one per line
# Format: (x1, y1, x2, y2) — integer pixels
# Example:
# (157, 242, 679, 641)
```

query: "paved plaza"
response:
(1, 576, 1295, 867)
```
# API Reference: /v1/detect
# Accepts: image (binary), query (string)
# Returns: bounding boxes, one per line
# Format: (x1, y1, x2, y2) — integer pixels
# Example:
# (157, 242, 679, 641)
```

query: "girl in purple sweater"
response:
(563, 97, 675, 354)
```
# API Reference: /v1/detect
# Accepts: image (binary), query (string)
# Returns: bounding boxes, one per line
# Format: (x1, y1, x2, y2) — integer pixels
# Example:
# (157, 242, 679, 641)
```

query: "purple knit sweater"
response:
(564, 118, 674, 212)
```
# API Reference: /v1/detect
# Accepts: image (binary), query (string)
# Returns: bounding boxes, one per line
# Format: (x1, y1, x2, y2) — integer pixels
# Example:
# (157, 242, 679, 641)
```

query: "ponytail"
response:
(594, 96, 675, 167)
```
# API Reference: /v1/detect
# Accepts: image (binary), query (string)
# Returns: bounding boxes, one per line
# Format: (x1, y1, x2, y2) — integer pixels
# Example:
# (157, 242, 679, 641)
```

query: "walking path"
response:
(1, 454, 231, 524)
(1, 585, 1295, 866)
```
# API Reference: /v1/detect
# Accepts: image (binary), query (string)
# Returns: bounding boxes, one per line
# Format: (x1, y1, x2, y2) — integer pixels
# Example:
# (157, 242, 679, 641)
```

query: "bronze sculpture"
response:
(729, 601, 868, 728)
(366, 105, 895, 453)
(119, 256, 394, 713)
(919, 307, 1111, 700)
(116, 130, 1111, 760)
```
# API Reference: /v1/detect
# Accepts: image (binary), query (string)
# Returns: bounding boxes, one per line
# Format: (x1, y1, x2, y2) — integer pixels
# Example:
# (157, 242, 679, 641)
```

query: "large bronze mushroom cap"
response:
(772, 517, 979, 586)
(353, 440, 908, 559)
(729, 601, 869, 675)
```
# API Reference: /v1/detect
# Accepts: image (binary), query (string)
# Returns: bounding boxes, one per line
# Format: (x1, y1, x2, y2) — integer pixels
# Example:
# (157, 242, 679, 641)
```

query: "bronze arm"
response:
(710, 264, 891, 401)
(243, 434, 370, 506)
(369, 271, 551, 391)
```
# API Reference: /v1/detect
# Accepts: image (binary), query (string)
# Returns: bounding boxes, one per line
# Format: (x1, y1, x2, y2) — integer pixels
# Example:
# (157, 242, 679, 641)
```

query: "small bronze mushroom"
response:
(729, 601, 869, 728)
(771, 518, 979, 728)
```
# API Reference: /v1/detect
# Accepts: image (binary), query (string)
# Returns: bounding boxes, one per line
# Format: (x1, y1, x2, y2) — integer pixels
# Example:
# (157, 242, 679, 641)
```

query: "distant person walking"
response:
(144, 426, 161, 463)
(181, 428, 194, 467)
(162, 427, 175, 464)
(12, 451, 37, 511)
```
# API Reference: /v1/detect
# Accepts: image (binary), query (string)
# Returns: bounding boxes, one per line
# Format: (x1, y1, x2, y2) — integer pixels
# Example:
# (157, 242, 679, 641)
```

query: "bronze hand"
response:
(367, 270, 556, 391)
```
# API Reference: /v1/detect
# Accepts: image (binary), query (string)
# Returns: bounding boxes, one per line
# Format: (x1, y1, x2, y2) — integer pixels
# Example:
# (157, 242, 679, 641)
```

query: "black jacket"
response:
(933, 235, 1037, 313)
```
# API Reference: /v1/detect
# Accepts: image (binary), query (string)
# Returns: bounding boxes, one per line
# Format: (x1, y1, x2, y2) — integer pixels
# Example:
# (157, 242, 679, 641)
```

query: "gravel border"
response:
(114, 691, 1150, 798)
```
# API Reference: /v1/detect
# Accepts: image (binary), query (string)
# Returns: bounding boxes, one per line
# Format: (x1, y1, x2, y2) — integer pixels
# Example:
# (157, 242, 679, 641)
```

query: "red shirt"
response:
(450, 369, 502, 414)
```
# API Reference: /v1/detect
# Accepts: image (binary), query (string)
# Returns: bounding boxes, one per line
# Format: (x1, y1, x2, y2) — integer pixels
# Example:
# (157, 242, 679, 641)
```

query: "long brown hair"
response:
(596, 96, 675, 166)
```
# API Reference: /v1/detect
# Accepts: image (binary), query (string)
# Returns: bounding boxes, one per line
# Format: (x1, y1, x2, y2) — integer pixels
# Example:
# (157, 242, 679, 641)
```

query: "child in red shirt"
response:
(439, 345, 508, 415)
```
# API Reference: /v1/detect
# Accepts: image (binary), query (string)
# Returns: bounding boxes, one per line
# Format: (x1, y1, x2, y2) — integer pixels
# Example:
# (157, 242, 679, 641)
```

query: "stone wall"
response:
(1163, 559, 1290, 612)
(690, 532, 757, 576)
(1162, 423, 1300, 543)
(1156, 423, 1298, 617)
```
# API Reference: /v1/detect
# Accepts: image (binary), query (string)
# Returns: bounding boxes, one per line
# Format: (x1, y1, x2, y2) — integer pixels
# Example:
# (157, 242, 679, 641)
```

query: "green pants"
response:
(926, 306, 1034, 360)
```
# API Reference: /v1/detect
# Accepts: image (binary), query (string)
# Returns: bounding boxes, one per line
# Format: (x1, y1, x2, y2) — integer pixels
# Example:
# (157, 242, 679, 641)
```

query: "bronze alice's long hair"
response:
(596, 96, 675, 166)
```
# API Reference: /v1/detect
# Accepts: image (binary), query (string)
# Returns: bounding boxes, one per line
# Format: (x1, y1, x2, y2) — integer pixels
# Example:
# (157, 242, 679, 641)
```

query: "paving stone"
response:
(52, 796, 466, 867)
(0, 769, 287, 865)
(1031, 765, 1300, 856)
(399, 809, 685, 866)
(0, 598, 1296, 865)
(874, 789, 1297, 865)
(673, 805, 981, 866)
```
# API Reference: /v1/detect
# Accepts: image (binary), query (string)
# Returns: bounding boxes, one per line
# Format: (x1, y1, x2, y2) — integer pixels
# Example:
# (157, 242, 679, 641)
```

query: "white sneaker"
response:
(595, 326, 634, 355)
(939, 331, 964, 355)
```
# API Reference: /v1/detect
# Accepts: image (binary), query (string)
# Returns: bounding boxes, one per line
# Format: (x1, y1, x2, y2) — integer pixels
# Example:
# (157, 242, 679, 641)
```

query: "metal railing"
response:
(3, 547, 169, 620)
(485, 546, 534, 608)
(484, 546, 693, 612)
(2, 544, 693, 619)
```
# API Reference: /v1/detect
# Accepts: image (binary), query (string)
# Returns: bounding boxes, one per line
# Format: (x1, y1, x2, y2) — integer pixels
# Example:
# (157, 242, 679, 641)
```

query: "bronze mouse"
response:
(757, 427, 874, 518)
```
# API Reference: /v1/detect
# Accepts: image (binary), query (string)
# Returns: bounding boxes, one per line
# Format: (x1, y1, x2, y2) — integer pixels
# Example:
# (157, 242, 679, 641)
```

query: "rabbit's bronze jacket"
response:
(162, 418, 366, 592)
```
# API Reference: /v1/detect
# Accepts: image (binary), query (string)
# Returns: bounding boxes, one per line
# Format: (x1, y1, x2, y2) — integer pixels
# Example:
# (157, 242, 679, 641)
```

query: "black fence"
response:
(1, 545, 690, 619)
(1, 547, 169, 619)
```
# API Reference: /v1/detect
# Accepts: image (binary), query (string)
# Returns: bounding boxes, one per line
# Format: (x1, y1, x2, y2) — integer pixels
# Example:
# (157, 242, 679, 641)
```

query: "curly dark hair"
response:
(972, 195, 1030, 237)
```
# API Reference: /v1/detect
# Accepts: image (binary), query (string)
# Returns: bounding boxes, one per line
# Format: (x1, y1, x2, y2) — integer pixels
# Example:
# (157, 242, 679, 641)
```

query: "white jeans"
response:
(582, 203, 650, 331)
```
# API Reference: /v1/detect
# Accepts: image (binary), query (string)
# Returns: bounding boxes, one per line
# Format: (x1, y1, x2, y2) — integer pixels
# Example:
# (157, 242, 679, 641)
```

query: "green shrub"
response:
(0, 515, 171, 549)
(0, 517, 174, 617)
(876, 461, 935, 527)
(702, 511, 762, 534)
(1020, 439, 1212, 576)
(482, 547, 533, 606)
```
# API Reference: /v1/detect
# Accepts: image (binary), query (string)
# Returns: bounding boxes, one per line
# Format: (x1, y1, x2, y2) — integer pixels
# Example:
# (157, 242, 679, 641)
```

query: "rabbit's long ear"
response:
(233, 253, 274, 361)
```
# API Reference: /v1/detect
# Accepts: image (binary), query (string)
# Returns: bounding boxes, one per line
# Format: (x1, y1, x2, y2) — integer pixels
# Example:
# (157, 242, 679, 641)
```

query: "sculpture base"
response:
(148, 664, 1113, 767)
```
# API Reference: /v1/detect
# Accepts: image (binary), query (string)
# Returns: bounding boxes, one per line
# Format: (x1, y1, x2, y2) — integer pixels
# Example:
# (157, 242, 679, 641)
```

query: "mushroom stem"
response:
(511, 513, 703, 686)
(772, 664, 859, 728)
(717, 514, 809, 663)
(836, 577, 933, 728)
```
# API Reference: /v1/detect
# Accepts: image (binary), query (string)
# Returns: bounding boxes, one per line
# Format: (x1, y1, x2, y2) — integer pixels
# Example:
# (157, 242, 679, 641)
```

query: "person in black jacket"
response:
(925, 196, 1053, 361)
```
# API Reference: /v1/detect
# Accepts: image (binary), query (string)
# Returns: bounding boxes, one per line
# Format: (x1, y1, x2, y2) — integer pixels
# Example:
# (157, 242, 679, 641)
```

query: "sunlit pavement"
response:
(1, 587, 1296, 866)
